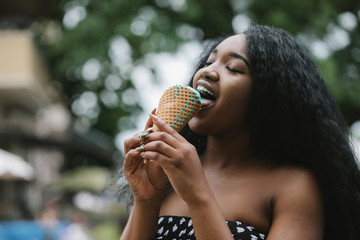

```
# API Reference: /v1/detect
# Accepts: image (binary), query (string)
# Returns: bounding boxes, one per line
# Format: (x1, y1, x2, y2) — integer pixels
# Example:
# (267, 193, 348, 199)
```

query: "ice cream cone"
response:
(155, 85, 201, 132)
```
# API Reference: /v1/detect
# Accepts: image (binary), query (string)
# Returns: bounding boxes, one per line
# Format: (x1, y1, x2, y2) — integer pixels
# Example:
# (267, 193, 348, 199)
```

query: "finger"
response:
(144, 108, 157, 130)
(123, 149, 143, 174)
(140, 150, 171, 165)
(124, 135, 144, 154)
(137, 127, 153, 139)
(144, 131, 179, 149)
(124, 125, 155, 153)
(149, 114, 184, 141)
(141, 140, 174, 158)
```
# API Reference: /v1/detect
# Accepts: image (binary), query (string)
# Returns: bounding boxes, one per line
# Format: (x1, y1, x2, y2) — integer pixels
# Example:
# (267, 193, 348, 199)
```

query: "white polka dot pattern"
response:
(154, 216, 267, 239)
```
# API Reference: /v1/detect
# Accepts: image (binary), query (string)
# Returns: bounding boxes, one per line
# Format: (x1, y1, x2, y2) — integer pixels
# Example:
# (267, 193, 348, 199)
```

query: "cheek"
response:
(223, 81, 251, 106)
(192, 71, 202, 87)
(220, 83, 251, 122)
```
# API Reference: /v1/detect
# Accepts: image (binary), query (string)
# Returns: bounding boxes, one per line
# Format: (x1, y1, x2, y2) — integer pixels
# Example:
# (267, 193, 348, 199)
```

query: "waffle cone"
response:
(155, 85, 201, 132)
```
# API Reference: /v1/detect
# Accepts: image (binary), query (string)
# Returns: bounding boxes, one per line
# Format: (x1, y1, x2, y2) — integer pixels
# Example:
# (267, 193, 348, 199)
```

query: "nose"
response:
(201, 67, 219, 82)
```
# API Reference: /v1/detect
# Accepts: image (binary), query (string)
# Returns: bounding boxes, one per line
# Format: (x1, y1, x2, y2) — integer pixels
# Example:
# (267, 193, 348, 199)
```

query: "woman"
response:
(120, 25, 360, 239)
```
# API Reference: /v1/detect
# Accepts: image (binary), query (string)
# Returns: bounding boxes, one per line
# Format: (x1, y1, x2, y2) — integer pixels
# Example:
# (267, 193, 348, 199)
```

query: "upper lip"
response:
(195, 80, 217, 100)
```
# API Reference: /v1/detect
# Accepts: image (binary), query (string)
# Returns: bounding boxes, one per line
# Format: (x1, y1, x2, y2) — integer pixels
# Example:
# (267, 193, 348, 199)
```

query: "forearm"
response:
(120, 198, 162, 240)
(187, 187, 234, 240)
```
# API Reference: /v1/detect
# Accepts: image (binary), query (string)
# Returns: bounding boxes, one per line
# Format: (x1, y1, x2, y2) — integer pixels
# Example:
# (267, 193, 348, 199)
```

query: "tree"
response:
(33, 0, 234, 140)
(32, 0, 359, 158)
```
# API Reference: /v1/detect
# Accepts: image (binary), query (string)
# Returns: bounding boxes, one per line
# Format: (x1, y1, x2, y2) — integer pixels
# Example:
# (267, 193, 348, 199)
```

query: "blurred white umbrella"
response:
(0, 148, 34, 180)
(351, 137, 360, 162)
(350, 121, 360, 162)
(52, 166, 110, 193)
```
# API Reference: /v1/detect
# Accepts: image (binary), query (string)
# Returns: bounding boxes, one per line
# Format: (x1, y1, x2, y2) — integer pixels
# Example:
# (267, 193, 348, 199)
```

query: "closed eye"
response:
(226, 66, 245, 74)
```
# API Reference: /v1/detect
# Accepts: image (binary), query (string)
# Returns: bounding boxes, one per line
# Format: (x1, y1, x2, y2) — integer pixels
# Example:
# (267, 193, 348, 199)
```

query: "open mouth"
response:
(196, 85, 216, 107)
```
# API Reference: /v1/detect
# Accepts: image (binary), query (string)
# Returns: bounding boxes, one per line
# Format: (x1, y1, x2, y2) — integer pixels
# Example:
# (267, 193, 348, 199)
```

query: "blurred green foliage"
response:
(92, 221, 121, 240)
(33, 0, 360, 147)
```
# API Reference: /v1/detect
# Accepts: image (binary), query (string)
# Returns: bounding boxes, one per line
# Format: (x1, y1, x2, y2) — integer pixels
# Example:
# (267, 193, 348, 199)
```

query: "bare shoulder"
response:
(267, 165, 324, 239)
(273, 165, 321, 195)
(272, 165, 323, 214)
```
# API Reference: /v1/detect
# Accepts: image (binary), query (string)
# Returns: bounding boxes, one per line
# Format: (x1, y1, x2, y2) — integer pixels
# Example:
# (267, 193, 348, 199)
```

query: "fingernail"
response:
(136, 145, 145, 151)
(145, 127, 153, 132)
(149, 113, 158, 121)
(138, 132, 149, 138)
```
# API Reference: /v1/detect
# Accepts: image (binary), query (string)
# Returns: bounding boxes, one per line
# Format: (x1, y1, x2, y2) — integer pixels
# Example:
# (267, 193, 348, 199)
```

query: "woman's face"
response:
(189, 34, 252, 136)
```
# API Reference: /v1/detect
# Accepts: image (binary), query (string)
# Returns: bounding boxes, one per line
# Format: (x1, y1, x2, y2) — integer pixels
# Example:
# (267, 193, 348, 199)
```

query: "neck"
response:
(202, 129, 253, 170)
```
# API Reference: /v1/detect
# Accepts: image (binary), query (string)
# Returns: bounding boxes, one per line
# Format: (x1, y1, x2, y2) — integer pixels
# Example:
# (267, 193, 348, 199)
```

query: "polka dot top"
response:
(154, 216, 267, 240)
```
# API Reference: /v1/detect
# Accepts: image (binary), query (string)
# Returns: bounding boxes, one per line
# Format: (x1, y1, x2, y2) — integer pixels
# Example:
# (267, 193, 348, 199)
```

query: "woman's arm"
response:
(120, 111, 169, 239)
(267, 169, 324, 240)
(120, 197, 162, 240)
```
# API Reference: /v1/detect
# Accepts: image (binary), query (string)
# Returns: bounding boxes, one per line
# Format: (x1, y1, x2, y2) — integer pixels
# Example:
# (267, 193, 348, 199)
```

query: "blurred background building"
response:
(0, 28, 63, 218)
(0, 1, 120, 238)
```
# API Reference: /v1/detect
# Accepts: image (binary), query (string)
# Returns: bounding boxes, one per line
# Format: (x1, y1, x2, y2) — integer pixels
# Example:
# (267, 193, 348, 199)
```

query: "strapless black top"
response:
(154, 216, 267, 239)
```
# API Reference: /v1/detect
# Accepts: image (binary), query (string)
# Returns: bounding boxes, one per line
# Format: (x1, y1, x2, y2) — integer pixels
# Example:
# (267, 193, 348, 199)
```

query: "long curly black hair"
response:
(180, 25, 360, 240)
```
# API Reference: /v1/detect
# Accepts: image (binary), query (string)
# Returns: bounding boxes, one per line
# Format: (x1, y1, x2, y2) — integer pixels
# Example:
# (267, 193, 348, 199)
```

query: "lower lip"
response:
(200, 101, 215, 110)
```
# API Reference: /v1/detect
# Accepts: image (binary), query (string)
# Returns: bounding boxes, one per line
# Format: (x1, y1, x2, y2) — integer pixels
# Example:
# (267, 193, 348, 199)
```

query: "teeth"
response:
(197, 85, 215, 97)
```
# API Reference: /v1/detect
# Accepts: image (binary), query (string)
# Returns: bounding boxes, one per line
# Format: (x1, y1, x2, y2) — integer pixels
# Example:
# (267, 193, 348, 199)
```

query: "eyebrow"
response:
(211, 49, 249, 67)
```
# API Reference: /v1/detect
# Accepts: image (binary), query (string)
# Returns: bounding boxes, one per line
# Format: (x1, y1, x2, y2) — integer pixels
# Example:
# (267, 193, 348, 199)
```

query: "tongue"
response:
(201, 98, 215, 106)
